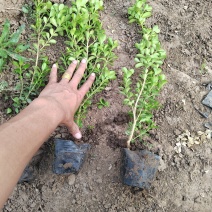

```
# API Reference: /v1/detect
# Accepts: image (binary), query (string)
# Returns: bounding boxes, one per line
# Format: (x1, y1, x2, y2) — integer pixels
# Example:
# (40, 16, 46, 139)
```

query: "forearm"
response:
(0, 59, 94, 208)
(0, 98, 62, 208)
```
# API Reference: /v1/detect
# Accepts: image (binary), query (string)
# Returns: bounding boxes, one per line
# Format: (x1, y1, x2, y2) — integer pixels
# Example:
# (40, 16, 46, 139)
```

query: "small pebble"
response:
(68, 174, 76, 186)
(174, 129, 181, 136)
(182, 196, 187, 201)
(96, 178, 102, 184)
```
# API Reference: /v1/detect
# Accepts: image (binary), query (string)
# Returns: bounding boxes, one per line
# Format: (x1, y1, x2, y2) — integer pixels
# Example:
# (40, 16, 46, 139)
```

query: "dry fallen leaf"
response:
(174, 129, 212, 154)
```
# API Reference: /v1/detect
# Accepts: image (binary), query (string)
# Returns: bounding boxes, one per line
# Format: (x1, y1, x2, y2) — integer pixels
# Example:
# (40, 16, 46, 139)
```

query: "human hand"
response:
(38, 59, 95, 139)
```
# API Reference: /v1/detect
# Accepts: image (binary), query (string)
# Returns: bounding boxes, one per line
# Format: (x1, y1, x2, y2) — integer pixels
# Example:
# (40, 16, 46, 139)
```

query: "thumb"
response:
(66, 121, 82, 139)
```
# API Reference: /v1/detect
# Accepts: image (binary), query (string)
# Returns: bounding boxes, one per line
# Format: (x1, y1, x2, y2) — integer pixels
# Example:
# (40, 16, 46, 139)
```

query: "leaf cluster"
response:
(0, 20, 29, 72)
(121, 0, 167, 147)
(6, 1, 60, 112)
(128, 0, 152, 26)
(97, 98, 110, 109)
(6, 0, 118, 120)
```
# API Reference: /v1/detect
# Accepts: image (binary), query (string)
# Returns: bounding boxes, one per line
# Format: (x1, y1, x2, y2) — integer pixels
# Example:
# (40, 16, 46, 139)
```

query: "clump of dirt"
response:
(1, 0, 212, 211)
(0, 0, 25, 24)
(113, 112, 131, 125)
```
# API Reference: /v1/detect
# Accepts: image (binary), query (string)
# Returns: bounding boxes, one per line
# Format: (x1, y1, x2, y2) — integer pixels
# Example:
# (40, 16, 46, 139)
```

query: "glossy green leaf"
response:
(142, 12, 151, 18)
(5, 50, 28, 61)
(7, 108, 12, 114)
(0, 20, 10, 43)
(6, 24, 25, 45)
(50, 18, 57, 27)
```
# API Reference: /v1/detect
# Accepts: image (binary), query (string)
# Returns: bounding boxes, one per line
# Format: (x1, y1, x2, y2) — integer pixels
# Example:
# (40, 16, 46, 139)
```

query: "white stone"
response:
(68, 174, 76, 186)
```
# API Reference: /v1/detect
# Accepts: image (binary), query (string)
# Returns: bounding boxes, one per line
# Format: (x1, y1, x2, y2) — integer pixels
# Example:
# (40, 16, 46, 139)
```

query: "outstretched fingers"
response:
(60, 60, 78, 84)
(48, 64, 58, 84)
(70, 59, 87, 88)
(66, 121, 82, 139)
(78, 73, 95, 102)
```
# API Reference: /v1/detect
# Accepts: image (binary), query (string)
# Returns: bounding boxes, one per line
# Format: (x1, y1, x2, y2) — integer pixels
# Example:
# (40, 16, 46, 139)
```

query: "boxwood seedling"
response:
(59, 0, 118, 126)
(7, 0, 63, 112)
(121, 0, 167, 148)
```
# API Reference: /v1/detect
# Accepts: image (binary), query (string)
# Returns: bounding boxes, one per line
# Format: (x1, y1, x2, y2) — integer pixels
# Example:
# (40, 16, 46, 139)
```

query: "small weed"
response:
(0, 20, 29, 72)
(21, 4, 31, 14)
(200, 59, 207, 74)
(0, 81, 8, 92)
(97, 98, 110, 109)
(87, 125, 95, 130)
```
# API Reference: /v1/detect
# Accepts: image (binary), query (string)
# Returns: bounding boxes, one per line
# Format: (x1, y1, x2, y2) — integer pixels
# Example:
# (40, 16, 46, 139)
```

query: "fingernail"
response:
(73, 60, 78, 64)
(81, 59, 86, 63)
(91, 73, 95, 77)
(53, 64, 57, 68)
(74, 132, 82, 139)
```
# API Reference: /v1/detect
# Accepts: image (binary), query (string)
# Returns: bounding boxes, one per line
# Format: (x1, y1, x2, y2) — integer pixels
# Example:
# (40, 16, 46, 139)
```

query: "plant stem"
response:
(86, 37, 89, 60)
(76, 78, 107, 124)
(19, 70, 23, 98)
(26, 67, 44, 100)
(126, 71, 148, 149)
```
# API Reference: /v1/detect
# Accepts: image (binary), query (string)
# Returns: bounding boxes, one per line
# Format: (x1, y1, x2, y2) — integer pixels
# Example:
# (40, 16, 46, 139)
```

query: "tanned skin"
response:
(0, 59, 95, 208)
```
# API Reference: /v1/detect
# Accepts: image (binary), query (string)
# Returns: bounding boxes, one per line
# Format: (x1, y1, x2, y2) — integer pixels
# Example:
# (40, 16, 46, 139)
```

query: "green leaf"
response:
(50, 18, 57, 27)
(43, 17, 48, 24)
(0, 20, 10, 43)
(98, 33, 106, 44)
(0, 58, 4, 71)
(13, 97, 19, 103)
(144, 4, 152, 12)
(159, 74, 166, 81)
(23, 63, 30, 69)
(0, 49, 8, 58)
(98, 105, 103, 109)
(122, 67, 128, 73)
(22, 6, 29, 14)
(136, 1, 143, 8)
(6, 24, 25, 45)
(153, 25, 160, 33)
(142, 12, 151, 18)
(49, 39, 57, 44)
(135, 63, 143, 68)
(5, 50, 28, 61)
(27, 99, 32, 104)
(41, 62, 47, 71)
(6, 108, 12, 114)
(15, 44, 30, 53)
(59, 4, 65, 11)
(134, 58, 140, 63)
(15, 108, 19, 114)
(154, 68, 162, 75)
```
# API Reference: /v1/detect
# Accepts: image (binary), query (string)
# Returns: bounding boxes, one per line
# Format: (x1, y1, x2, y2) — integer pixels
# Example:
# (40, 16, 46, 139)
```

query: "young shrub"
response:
(12, 0, 71, 111)
(60, 0, 118, 126)
(121, 0, 167, 148)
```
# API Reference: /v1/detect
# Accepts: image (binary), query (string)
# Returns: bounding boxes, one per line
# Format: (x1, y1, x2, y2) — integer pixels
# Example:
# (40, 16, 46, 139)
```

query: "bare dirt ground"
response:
(1, 0, 212, 211)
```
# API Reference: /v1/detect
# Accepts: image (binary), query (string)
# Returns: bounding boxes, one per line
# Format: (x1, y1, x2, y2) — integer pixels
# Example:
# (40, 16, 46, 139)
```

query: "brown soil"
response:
(1, 0, 212, 211)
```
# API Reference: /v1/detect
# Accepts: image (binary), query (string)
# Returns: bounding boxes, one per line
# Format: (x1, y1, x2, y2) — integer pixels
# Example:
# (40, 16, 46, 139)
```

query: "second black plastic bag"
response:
(121, 149, 160, 189)
(53, 139, 90, 174)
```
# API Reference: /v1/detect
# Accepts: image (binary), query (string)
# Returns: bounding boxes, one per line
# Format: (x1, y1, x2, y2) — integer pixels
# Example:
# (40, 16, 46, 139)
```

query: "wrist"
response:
(30, 97, 64, 125)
